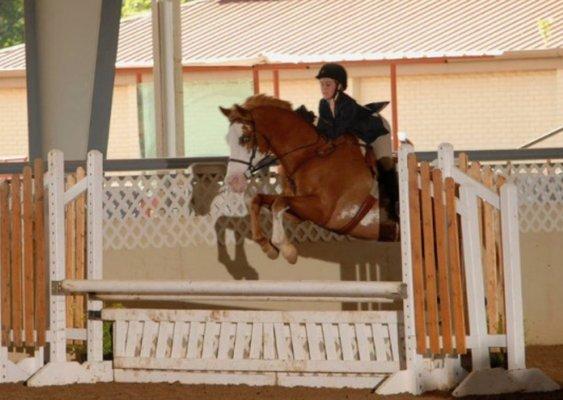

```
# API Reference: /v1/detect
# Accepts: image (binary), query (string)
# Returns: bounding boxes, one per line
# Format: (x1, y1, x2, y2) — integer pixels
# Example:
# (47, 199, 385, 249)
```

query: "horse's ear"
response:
(234, 104, 252, 121)
(219, 106, 231, 118)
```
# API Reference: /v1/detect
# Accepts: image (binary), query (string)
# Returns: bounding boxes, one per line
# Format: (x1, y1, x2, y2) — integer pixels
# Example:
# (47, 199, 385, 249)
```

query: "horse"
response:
(219, 94, 399, 264)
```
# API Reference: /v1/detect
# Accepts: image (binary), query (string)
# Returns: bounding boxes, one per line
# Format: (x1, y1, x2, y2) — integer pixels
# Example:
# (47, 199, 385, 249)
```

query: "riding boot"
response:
(377, 161, 400, 222)
(364, 145, 377, 177)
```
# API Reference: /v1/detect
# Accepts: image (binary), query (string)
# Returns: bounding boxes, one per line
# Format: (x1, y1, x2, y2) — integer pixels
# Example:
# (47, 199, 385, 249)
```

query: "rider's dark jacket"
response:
(317, 92, 389, 144)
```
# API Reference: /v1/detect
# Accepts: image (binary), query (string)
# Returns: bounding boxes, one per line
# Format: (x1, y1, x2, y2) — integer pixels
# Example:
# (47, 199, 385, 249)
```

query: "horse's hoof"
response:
(281, 243, 298, 265)
(256, 237, 279, 259)
(265, 244, 279, 260)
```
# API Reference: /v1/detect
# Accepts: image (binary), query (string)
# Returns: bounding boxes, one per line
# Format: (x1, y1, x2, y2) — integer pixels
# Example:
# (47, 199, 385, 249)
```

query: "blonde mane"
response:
(243, 94, 292, 111)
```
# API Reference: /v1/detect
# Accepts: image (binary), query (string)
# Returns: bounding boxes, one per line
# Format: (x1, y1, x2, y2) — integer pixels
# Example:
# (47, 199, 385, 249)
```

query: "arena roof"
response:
(0, 0, 561, 71)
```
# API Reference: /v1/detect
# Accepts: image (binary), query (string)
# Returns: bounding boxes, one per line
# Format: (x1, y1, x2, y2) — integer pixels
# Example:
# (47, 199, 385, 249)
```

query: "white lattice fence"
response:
(101, 161, 562, 250)
(490, 162, 563, 233)
(102, 169, 343, 250)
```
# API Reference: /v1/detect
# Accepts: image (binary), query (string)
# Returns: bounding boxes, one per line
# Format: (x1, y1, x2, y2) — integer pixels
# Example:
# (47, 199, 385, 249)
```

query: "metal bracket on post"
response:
(88, 310, 102, 320)
(50, 281, 65, 295)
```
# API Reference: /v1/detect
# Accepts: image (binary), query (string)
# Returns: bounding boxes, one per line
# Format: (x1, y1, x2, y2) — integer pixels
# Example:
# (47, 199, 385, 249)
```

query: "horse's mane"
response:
(242, 94, 317, 126)
(243, 94, 292, 111)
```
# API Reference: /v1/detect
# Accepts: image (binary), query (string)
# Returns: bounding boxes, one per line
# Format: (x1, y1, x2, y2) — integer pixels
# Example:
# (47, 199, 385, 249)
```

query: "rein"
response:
(228, 121, 325, 179)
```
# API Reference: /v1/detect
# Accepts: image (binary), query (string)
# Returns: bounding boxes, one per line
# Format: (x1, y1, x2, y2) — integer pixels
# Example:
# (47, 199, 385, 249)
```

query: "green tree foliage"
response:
(122, 0, 192, 18)
(122, 0, 153, 18)
(0, 0, 193, 49)
(0, 0, 24, 49)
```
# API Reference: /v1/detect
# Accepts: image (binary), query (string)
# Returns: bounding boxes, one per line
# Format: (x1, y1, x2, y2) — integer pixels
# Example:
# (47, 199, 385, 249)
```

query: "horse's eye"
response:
(239, 135, 251, 145)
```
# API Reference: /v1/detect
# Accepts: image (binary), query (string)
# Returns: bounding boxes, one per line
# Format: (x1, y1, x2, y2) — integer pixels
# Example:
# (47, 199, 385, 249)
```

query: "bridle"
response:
(228, 118, 322, 179)
(228, 140, 277, 179)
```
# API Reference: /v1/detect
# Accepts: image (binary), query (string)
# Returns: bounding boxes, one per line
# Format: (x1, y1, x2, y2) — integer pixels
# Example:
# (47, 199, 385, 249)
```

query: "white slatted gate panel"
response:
(102, 309, 402, 388)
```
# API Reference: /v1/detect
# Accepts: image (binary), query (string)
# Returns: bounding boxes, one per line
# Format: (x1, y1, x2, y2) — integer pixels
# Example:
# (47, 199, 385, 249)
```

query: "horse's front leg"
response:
(249, 194, 279, 259)
(271, 198, 298, 264)
(270, 195, 323, 265)
(276, 165, 294, 196)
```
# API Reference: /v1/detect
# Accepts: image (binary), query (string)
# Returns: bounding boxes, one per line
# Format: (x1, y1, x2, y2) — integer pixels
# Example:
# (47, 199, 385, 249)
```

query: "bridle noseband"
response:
(228, 139, 277, 179)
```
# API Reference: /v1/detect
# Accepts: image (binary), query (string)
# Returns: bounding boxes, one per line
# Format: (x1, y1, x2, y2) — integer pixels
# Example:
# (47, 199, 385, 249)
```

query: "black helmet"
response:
(316, 63, 348, 90)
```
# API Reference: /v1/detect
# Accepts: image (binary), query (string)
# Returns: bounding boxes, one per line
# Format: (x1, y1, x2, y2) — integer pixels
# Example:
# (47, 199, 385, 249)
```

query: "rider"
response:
(315, 63, 399, 220)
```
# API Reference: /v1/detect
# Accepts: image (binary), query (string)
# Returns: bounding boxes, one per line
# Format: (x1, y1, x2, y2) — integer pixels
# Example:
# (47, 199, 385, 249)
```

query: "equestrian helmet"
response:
(316, 63, 348, 90)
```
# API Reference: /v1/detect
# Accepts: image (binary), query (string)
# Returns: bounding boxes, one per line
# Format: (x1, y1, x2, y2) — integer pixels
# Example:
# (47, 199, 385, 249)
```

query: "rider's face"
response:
(320, 78, 338, 100)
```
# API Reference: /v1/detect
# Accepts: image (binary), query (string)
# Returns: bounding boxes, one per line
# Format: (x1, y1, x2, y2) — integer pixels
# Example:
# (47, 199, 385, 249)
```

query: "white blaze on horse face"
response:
(225, 122, 267, 193)
(225, 122, 250, 193)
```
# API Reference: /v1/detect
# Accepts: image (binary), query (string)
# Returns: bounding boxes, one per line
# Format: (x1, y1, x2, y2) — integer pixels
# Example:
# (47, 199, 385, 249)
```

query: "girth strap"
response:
(333, 195, 377, 235)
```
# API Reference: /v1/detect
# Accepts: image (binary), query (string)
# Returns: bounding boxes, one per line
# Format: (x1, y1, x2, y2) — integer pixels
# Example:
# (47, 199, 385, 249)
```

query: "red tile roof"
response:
(1, 0, 561, 70)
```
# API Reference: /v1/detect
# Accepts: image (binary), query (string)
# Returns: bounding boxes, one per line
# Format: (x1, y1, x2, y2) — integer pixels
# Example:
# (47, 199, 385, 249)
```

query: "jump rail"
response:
(59, 279, 406, 300)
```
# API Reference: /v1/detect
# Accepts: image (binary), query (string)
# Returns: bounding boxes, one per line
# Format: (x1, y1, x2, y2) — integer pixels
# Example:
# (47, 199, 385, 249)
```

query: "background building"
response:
(1, 0, 562, 159)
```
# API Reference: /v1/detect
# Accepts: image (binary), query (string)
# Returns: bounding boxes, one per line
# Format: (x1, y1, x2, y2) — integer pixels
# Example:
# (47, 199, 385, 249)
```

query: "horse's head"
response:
(219, 104, 268, 193)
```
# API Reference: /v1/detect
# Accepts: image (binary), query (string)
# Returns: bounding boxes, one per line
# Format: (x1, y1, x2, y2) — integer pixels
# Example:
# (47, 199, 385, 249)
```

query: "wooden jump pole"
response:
(60, 279, 407, 300)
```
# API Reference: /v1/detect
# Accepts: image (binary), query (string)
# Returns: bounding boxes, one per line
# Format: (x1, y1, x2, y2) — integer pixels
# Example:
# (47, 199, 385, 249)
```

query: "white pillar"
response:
(459, 187, 489, 370)
(47, 150, 67, 362)
(437, 143, 454, 177)
(152, 0, 185, 157)
(500, 183, 526, 370)
(87, 151, 104, 362)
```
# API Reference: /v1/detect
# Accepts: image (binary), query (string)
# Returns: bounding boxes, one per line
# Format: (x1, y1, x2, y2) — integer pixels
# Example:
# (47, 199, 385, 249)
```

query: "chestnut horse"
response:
(220, 95, 399, 264)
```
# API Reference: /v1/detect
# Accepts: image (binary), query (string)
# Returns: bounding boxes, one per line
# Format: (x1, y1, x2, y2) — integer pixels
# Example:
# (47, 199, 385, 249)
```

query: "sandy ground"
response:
(0, 345, 561, 400)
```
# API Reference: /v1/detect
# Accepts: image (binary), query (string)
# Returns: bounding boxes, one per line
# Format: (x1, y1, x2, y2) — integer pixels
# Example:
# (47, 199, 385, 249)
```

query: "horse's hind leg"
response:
(250, 194, 279, 259)
(271, 198, 297, 264)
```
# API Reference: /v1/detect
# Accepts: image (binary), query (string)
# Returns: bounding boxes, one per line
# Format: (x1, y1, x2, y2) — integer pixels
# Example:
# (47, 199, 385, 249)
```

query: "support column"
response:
(24, 0, 105, 160)
(390, 63, 399, 151)
(557, 69, 563, 128)
(87, 0, 123, 156)
(152, 0, 185, 157)
(273, 69, 280, 98)
(252, 66, 260, 94)
(23, 0, 41, 160)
